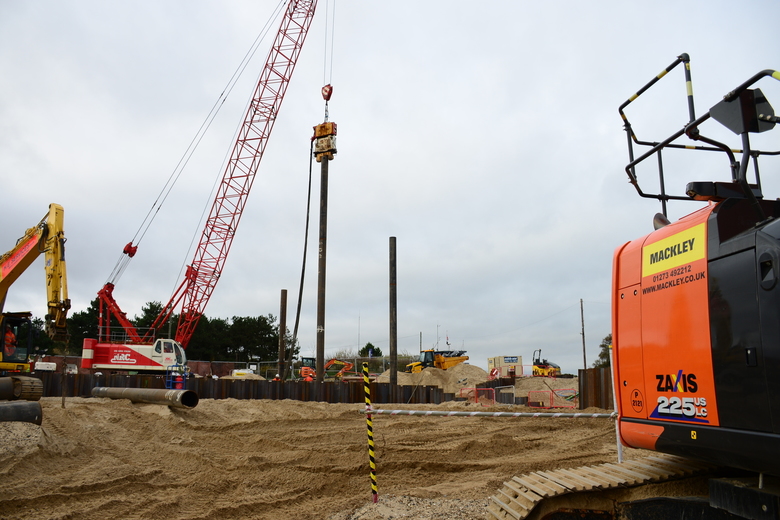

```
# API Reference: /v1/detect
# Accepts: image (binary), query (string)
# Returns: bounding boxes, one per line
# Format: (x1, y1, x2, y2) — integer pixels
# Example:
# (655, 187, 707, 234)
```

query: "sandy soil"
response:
(0, 367, 637, 520)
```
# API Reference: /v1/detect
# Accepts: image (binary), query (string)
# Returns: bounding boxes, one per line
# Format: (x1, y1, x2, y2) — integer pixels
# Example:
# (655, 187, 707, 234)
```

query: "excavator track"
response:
(0, 376, 43, 401)
(487, 453, 716, 520)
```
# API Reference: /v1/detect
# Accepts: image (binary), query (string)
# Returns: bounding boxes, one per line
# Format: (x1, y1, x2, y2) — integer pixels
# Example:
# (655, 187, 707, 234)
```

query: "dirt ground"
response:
(0, 366, 640, 520)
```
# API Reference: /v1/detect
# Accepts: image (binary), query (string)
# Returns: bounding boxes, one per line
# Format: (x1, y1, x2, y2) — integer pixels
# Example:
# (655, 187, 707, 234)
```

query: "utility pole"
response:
(389, 237, 397, 386)
(277, 289, 287, 378)
(313, 85, 337, 383)
(580, 298, 587, 370)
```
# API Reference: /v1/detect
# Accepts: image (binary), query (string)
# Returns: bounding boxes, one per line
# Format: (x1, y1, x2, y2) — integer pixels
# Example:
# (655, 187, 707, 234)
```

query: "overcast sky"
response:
(1, 1, 779, 374)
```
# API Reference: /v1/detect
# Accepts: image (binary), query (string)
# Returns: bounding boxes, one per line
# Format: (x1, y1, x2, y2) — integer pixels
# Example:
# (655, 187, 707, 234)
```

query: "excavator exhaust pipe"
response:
(0, 401, 43, 425)
(91, 387, 199, 409)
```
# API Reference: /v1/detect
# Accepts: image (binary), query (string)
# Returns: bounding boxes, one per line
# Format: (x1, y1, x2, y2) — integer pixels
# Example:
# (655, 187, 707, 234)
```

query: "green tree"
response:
(592, 333, 612, 368)
(67, 298, 100, 353)
(229, 314, 278, 361)
(18, 316, 58, 357)
(133, 301, 164, 331)
(187, 316, 231, 361)
(185, 314, 292, 363)
(359, 342, 382, 357)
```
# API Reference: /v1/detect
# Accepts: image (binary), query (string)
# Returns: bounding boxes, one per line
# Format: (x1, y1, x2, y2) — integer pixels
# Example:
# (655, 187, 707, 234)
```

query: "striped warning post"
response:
(363, 362, 378, 503)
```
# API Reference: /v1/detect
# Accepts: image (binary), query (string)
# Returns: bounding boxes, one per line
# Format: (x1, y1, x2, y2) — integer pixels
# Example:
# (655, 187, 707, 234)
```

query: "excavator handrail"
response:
(619, 53, 780, 217)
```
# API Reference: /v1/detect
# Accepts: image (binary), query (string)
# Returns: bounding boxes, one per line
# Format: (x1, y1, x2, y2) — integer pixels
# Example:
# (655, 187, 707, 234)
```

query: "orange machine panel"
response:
(639, 206, 719, 427)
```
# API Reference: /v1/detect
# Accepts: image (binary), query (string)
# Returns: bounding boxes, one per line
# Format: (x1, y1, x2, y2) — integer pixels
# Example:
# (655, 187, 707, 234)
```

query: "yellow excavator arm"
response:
(0, 203, 70, 342)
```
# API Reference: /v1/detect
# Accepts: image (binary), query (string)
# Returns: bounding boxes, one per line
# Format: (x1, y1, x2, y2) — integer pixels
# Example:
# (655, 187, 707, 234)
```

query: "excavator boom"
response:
(0, 203, 69, 342)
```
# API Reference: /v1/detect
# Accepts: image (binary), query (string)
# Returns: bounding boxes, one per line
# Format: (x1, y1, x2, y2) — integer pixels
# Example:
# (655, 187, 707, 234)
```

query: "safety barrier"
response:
(527, 389, 577, 409)
(457, 387, 495, 406)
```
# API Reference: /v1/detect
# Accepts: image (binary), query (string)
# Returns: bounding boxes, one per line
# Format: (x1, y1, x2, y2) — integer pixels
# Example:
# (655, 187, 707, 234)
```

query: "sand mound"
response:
(376, 363, 489, 394)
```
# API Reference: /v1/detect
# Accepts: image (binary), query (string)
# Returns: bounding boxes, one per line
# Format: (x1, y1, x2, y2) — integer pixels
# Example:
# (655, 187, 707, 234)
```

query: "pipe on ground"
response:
(0, 401, 43, 425)
(91, 387, 199, 409)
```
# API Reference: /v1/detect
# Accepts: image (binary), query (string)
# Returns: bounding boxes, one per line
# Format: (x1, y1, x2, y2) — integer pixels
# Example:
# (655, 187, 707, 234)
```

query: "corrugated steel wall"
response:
(577, 367, 613, 409)
(35, 372, 447, 405)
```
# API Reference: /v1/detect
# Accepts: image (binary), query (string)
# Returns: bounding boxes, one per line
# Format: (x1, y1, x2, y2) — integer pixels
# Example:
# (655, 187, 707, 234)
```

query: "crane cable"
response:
(323, 0, 336, 87)
(105, 0, 288, 286)
(283, 139, 316, 380)
(283, 0, 337, 379)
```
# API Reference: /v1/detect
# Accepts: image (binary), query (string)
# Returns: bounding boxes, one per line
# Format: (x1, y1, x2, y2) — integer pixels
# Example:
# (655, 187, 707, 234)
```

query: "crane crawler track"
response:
(487, 453, 715, 519)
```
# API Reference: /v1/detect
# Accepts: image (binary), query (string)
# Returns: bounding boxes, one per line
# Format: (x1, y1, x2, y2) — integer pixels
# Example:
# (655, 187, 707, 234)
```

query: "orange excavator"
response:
(489, 55, 780, 519)
(299, 358, 353, 380)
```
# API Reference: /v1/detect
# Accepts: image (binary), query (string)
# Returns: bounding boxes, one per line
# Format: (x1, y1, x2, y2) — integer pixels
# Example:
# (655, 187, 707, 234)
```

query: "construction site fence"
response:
(32, 372, 450, 405)
(478, 367, 613, 410)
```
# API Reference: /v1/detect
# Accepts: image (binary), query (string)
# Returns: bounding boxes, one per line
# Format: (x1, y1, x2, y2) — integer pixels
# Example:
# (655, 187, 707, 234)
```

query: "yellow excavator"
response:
(0, 203, 69, 380)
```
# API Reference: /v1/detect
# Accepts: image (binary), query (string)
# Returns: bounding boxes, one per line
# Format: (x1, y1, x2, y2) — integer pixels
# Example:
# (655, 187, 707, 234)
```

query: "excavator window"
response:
(2, 316, 31, 363)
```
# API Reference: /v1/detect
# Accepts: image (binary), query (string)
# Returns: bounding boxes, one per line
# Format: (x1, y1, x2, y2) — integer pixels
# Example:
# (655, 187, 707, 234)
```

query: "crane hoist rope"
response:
(105, 0, 289, 289)
(322, 0, 337, 86)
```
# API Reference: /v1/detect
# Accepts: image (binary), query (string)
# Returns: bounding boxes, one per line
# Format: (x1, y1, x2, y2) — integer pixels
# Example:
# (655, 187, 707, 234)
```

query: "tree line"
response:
(26, 299, 298, 363)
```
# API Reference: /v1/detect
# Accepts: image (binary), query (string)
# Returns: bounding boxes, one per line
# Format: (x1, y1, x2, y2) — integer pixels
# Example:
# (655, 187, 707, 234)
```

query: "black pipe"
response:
(0, 401, 42, 425)
(91, 387, 199, 409)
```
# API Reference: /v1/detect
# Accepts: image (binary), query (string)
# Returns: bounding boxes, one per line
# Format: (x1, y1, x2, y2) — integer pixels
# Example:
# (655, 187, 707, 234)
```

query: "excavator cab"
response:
(0, 312, 33, 373)
(405, 350, 435, 373)
(299, 357, 316, 379)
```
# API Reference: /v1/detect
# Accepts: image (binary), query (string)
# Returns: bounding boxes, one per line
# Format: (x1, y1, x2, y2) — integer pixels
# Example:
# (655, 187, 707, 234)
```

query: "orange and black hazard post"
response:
(363, 362, 378, 503)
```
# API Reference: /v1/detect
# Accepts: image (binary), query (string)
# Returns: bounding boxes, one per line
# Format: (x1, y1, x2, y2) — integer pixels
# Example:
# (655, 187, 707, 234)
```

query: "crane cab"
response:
(82, 337, 187, 374)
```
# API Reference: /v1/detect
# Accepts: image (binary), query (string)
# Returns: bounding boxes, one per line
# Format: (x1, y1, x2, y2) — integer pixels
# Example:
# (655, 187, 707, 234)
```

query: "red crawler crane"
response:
(83, 0, 318, 374)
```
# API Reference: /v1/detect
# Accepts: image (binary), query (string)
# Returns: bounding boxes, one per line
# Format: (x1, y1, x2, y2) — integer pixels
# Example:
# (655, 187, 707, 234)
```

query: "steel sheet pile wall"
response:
(32, 373, 445, 404)
(577, 367, 613, 410)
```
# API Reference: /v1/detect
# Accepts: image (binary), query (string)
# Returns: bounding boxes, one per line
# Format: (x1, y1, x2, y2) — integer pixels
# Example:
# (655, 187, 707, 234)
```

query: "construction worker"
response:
(304, 373, 314, 382)
(3, 326, 16, 359)
(272, 374, 281, 381)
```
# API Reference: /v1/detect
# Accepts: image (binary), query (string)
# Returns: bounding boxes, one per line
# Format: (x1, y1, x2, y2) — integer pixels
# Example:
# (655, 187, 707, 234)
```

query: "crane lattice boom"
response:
(98, 0, 318, 348)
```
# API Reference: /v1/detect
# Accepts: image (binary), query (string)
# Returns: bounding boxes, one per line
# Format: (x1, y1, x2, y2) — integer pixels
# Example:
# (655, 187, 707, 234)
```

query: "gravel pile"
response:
(329, 494, 491, 520)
